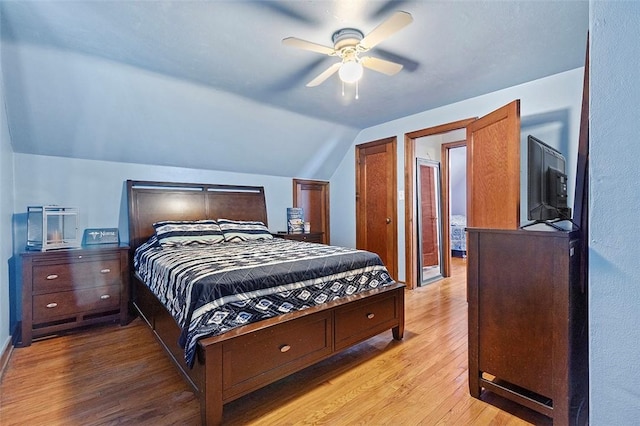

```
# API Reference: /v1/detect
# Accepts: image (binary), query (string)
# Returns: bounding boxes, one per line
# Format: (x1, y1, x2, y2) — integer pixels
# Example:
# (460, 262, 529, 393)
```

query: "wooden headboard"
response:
(126, 180, 268, 253)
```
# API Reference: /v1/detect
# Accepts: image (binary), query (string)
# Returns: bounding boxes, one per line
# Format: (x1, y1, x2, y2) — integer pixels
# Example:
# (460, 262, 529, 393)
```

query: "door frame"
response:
(440, 139, 467, 277)
(292, 178, 330, 244)
(404, 118, 476, 289)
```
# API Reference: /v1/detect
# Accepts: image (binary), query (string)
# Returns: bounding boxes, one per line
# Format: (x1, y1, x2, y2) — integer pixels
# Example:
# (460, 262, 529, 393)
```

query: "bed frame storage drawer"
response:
(334, 290, 402, 351)
(222, 311, 333, 400)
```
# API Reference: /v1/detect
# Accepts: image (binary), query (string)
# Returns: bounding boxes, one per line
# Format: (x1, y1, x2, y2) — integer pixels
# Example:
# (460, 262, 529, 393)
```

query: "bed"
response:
(450, 214, 467, 257)
(126, 180, 405, 425)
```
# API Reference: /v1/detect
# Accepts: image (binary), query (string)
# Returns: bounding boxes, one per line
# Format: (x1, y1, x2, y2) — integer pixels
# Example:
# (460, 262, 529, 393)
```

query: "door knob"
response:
(386, 218, 391, 224)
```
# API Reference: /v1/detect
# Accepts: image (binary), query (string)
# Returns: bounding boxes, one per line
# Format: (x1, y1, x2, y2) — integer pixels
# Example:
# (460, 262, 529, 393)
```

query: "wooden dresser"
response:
(20, 245, 129, 346)
(273, 232, 324, 244)
(467, 228, 588, 425)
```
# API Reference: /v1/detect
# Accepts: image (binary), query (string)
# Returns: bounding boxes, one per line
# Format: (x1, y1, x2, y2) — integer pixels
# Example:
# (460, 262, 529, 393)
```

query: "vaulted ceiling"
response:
(0, 1, 589, 179)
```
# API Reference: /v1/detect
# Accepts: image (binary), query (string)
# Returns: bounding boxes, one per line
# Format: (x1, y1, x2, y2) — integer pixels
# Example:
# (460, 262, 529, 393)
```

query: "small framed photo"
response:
(83, 228, 120, 246)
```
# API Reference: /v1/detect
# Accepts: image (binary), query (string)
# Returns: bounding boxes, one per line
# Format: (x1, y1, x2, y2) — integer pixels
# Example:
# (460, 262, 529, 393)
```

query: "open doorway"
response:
(444, 144, 467, 259)
(404, 118, 475, 289)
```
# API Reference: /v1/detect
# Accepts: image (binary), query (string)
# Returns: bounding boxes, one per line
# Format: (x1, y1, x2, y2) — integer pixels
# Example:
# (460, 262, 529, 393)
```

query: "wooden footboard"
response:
(132, 277, 405, 425)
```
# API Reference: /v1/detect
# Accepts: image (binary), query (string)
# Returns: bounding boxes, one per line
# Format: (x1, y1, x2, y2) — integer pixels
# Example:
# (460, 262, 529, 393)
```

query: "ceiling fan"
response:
(282, 11, 413, 97)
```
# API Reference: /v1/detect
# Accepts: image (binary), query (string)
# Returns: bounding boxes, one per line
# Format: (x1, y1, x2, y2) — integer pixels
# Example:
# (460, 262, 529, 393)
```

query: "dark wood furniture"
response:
(20, 245, 129, 346)
(467, 227, 588, 425)
(273, 231, 324, 244)
(126, 179, 405, 426)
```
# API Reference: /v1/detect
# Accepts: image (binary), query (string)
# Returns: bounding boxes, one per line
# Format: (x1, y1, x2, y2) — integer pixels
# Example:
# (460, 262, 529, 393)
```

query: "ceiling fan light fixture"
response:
(338, 60, 363, 83)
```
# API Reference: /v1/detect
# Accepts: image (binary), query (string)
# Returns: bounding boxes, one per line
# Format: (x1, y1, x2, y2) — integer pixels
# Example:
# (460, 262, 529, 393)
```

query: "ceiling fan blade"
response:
(359, 11, 413, 50)
(250, 1, 318, 25)
(269, 57, 329, 91)
(375, 48, 420, 72)
(306, 62, 341, 87)
(361, 56, 403, 76)
(282, 37, 336, 56)
(369, 0, 412, 20)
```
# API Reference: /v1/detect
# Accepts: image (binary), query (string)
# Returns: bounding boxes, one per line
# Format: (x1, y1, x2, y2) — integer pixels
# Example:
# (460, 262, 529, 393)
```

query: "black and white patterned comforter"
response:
(134, 238, 394, 366)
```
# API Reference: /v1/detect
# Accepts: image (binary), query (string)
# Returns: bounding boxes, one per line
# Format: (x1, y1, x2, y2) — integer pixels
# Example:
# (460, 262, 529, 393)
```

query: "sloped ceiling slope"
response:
(0, 1, 588, 179)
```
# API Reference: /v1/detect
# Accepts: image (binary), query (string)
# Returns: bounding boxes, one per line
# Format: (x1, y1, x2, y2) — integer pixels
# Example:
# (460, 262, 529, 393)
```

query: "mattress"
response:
(134, 237, 394, 366)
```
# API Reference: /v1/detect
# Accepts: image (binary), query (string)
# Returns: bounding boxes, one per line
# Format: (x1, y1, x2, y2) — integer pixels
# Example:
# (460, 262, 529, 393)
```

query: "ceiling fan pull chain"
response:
(342, 81, 345, 97)
(356, 80, 359, 100)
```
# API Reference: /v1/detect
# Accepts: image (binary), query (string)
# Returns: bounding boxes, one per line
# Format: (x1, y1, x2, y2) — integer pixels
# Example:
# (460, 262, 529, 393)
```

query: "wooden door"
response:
(293, 179, 330, 244)
(466, 100, 521, 229)
(419, 163, 439, 267)
(356, 137, 398, 280)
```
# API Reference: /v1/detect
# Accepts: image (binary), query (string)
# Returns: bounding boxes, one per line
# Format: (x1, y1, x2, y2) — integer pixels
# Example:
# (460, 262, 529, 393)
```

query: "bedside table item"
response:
(26, 206, 80, 251)
(83, 228, 120, 245)
(20, 245, 129, 346)
(273, 232, 324, 244)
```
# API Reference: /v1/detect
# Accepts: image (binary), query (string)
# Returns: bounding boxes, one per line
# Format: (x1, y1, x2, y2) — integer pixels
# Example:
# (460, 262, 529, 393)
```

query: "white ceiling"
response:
(1, 0, 589, 179)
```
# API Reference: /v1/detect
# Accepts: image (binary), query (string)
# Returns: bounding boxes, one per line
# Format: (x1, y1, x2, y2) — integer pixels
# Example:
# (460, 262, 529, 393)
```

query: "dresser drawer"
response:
(334, 291, 400, 350)
(32, 258, 121, 294)
(222, 311, 332, 400)
(32, 285, 121, 323)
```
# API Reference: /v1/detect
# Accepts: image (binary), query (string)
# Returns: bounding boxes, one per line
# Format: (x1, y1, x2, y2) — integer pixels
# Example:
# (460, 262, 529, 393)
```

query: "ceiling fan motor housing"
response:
(332, 28, 365, 55)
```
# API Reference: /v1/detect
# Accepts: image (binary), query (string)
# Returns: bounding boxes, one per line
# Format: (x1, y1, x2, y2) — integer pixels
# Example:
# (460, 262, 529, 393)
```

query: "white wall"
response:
(589, 2, 640, 423)
(10, 154, 294, 328)
(0, 52, 15, 350)
(13, 154, 294, 232)
(449, 146, 467, 217)
(330, 68, 584, 282)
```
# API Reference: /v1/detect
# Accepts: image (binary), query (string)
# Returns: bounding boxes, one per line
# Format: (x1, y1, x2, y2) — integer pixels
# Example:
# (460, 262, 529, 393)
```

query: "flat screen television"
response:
(527, 135, 571, 222)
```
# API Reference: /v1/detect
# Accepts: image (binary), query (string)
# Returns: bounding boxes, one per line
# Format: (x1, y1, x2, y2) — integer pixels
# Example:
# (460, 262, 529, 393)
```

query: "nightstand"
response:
(273, 232, 324, 244)
(19, 245, 129, 346)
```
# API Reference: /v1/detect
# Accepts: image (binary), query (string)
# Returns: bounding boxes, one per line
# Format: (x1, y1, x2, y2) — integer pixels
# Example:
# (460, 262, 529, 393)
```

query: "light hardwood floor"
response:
(0, 257, 551, 425)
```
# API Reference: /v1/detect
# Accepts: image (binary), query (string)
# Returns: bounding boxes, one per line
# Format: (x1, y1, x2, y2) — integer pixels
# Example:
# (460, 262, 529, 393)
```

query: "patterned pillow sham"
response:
(217, 219, 273, 242)
(153, 220, 225, 247)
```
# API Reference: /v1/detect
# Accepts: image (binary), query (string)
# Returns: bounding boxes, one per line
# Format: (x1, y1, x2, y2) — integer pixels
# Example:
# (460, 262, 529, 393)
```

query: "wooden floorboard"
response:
(0, 257, 551, 425)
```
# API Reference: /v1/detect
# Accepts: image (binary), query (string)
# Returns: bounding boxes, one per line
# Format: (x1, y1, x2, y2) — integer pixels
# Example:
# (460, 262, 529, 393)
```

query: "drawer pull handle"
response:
(100, 268, 111, 274)
(367, 313, 375, 320)
(279, 344, 291, 353)
(46, 274, 59, 280)
(100, 294, 111, 300)
(46, 302, 58, 309)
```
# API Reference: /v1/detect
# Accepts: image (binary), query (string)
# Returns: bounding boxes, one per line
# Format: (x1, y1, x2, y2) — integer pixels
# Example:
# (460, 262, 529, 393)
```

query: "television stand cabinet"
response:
(466, 228, 588, 426)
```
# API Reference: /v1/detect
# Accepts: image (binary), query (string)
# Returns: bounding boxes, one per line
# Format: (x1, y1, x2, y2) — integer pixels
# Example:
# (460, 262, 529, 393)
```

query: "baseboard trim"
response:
(0, 331, 14, 383)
